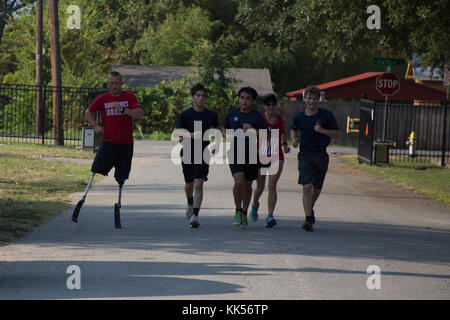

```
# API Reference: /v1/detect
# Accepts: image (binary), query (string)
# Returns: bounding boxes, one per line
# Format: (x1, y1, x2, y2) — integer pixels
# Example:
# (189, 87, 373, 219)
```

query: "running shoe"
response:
(186, 204, 194, 219)
(302, 216, 314, 231)
(265, 214, 277, 228)
(240, 212, 248, 229)
(249, 203, 259, 222)
(233, 209, 242, 226)
(190, 215, 200, 228)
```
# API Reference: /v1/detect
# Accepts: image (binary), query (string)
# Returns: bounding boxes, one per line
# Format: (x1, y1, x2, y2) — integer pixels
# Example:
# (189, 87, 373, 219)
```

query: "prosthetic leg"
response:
(72, 171, 125, 228)
(114, 180, 124, 229)
(72, 172, 95, 223)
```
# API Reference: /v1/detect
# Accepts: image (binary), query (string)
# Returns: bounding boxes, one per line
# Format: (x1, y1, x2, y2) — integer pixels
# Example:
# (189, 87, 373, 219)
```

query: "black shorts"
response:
(182, 162, 209, 183)
(91, 141, 133, 183)
(229, 163, 259, 181)
(298, 150, 329, 188)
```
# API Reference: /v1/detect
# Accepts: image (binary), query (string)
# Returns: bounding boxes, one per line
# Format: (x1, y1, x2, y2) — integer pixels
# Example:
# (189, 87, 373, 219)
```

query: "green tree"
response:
(136, 6, 216, 66)
(132, 79, 192, 134)
(1, 4, 46, 84)
(191, 37, 237, 122)
(2, 0, 221, 85)
(2, 0, 106, 86)
(237, 0, 449, 70)
(0, 0, 35, 45)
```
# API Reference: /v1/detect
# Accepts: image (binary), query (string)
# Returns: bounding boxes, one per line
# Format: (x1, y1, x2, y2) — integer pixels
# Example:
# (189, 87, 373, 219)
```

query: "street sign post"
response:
(444, 64, 450, 101)
(375, 72, 400, 141)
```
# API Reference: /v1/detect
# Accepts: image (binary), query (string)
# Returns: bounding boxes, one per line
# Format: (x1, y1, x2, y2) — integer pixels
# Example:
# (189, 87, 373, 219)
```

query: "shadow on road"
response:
(0, 260, 247, 299)
(25, 204, 450, 266)
(0, 258, 448, 299)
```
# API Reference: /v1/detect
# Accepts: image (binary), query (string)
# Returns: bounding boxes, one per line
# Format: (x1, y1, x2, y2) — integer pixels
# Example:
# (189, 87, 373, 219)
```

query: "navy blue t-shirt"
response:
(174, 107, 218, 161)
(290, 108, 339, 152)
(224, 108, 268, 163)
(175, 107, 218, 133)
(223, 109, 268, 131)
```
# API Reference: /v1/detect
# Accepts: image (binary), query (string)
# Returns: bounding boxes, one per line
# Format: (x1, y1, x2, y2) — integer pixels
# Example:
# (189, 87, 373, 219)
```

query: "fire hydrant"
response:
(405, 131, 416, 157)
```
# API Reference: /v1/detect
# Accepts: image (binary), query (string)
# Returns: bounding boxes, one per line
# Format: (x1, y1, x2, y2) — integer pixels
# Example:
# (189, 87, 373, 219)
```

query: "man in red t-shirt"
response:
(86, 71, 143, 183)
(72, 71, 143, 227)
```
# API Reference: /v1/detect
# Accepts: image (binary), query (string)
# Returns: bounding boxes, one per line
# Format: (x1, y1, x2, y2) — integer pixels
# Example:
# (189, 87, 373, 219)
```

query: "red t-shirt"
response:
(89, 91, 141, 145)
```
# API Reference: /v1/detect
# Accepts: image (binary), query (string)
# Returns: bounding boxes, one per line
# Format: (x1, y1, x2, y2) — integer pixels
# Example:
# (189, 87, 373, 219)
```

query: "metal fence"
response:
(0, 84, 105, 147)
(368, 99, 449, 167)
(1, 83, 448, 166)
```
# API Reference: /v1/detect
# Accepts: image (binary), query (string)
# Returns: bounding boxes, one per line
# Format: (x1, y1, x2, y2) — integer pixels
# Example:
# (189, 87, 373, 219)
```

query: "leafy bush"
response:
(129, 78, 192, 134)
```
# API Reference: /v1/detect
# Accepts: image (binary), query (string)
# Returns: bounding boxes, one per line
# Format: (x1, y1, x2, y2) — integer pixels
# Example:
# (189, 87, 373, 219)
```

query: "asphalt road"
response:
(0, 140, 449, 300)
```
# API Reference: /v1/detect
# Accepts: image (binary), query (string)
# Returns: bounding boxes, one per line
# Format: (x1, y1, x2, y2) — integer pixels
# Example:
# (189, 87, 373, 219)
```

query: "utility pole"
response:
(35, 0, 43, 137)
(48, 0, 64, 145)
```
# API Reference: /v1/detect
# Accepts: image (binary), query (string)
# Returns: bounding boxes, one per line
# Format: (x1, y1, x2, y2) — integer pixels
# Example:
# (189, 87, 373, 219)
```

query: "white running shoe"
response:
(185, 204, 193, 219)
(190, 215, 200, 228)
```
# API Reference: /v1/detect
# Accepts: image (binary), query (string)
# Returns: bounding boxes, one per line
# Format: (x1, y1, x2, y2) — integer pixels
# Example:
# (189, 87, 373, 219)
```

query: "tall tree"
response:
(136, 6, 216, 66)
(237, 0, 449, 70)
(0, 0, 34, 45)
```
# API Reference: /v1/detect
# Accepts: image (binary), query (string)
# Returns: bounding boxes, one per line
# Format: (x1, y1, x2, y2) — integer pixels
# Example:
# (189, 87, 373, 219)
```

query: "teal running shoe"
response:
(265, 214, 277, 228)
(249, 203, 259, 222)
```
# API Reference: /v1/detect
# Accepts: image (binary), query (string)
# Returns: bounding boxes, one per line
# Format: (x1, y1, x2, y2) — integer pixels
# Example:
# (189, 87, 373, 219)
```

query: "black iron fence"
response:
(359, 99, 449, 167)
(0, 84, 105, 147)
(1, 83, 448, 166)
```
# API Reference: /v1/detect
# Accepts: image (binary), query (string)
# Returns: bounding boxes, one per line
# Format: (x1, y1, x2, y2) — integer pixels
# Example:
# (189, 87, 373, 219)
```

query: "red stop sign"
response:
(376, 72, 400, 96)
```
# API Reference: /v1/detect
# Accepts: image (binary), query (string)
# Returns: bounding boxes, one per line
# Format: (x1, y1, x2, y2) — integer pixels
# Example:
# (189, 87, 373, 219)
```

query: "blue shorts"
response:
(297, 150, 329, 189)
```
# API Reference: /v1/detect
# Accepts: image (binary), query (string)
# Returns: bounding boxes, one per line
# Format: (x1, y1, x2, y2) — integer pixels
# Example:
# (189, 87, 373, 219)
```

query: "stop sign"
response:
(376, 72, 400, 96)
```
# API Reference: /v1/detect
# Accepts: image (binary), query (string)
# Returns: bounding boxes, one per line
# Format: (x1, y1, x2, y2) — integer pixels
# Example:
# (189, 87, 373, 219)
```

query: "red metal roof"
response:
(286, 72, 446, 102)
(286, 72, 382, 96)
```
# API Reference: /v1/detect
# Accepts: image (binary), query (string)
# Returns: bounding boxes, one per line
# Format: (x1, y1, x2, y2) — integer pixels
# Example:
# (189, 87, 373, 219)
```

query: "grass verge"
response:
(134, 130, 172, 141)
(0, 143, 97, 244)
(339, 154, 450, 206)
(0, 141, 95, 159)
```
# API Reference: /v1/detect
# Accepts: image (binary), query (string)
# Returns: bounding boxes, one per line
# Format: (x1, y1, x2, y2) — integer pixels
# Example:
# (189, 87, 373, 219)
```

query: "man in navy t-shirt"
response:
(173, 83, 218, 228)
(223, 87, 268, 229)
(290, 86, 339, 231)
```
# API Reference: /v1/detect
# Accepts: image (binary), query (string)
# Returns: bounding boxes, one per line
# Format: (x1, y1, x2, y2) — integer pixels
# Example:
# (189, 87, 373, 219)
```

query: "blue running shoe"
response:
(249, 203, 259, 222)
(265, 214, 277, 228)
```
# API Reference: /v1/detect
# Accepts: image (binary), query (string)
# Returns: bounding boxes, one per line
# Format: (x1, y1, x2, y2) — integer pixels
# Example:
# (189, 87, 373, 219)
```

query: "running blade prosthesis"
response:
(71, 198, 85, 223)
(114, 183, 123, 229)
(114, 203, 122, 229)
(72, 173, 95, 223)
(71, 174, 123, 229)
